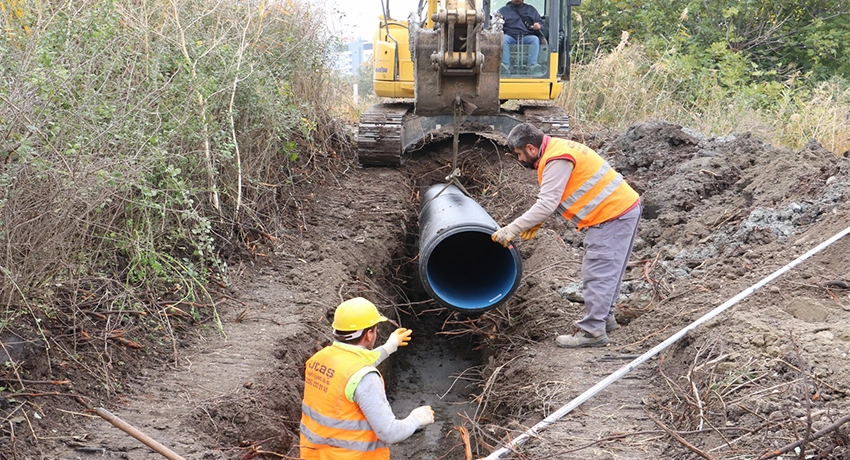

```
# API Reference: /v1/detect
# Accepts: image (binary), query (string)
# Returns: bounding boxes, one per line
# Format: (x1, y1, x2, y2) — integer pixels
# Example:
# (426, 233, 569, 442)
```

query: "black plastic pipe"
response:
(418, 184, 523, 313)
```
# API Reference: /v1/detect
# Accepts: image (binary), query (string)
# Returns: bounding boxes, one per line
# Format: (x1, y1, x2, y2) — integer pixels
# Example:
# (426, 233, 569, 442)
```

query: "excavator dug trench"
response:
(358, 0, 581, 166)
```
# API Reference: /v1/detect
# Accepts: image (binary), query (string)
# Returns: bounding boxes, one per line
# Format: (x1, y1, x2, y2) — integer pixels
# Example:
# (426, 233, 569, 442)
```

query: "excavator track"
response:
(520, 105, 571, 139)
(356, 103, 571, 167)
(357, 103, 410, 167)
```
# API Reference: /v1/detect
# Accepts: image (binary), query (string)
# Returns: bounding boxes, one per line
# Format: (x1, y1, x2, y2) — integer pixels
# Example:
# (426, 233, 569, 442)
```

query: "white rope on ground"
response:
(483, 223, 850, 460)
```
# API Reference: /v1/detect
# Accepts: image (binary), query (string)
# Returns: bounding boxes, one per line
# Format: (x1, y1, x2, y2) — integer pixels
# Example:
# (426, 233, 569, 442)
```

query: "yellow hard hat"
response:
(332, 297, 388, 331)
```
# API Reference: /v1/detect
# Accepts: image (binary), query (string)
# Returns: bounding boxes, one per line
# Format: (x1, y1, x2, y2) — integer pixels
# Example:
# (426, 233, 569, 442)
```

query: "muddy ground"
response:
(2, 119, 850, 459)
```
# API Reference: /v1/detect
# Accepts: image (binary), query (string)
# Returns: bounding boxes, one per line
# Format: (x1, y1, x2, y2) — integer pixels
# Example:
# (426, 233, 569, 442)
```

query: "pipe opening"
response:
(424, 229, 521, 311)
(419, 184, 522, 313)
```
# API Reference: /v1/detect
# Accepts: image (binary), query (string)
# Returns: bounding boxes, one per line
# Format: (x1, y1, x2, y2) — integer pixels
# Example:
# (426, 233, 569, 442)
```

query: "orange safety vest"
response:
(299, 342, 389, 460)
(536, 136, 639, 230)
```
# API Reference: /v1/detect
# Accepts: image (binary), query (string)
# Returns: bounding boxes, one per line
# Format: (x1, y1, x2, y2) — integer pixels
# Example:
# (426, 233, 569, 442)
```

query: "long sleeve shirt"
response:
(506, 159, 574, 234)
(498, 2, 543, 37)
(351, 344, 421, 444)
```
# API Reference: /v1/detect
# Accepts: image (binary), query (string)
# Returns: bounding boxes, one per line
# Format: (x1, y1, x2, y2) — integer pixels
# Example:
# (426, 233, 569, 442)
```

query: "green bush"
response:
(565, 4, 850, 153)
(0, 0, 349, 344)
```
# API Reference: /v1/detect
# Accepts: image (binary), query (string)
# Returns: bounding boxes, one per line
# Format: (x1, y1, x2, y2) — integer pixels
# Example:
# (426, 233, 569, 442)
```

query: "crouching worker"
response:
(299, 297, 435, 459)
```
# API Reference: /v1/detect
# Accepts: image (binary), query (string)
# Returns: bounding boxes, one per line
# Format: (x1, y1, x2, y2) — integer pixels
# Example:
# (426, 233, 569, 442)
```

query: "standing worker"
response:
(299, 297, 435, 458)
(491, 123, 641, 348)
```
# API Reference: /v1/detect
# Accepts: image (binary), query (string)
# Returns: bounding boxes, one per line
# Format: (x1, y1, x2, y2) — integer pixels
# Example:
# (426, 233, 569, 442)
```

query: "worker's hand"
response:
(520, 223, 542, 240)
(383, 328, 412, 355)
(491, 227, 517, 247)
(409, 405, 435, 427)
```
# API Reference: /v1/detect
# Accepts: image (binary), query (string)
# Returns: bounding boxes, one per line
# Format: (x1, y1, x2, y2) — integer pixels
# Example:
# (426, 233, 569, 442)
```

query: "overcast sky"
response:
(324, 0, 422, 42)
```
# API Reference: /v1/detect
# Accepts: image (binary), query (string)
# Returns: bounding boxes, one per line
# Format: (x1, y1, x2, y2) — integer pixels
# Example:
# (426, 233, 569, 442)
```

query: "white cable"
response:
(483, 223, 850, 459)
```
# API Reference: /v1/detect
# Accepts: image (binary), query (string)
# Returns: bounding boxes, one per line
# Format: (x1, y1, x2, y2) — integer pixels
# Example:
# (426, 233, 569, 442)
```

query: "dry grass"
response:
(0, 0, 356, 403)
(560, 41, 850, 155)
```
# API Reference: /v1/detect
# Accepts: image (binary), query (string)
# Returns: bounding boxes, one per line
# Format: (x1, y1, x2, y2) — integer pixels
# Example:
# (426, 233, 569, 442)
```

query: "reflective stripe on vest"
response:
(300, 419, 388, 452)
(555, 162, 626, 225)
(538, 137, 639, 229)
(346, 365, 378, 402)
(301, 402, 373, 432)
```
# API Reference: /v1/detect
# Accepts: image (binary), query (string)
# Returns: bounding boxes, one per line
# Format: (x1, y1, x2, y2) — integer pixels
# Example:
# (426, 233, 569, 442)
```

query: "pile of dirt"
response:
(469, 121, 850, 459)
(2, 120, 849, 460)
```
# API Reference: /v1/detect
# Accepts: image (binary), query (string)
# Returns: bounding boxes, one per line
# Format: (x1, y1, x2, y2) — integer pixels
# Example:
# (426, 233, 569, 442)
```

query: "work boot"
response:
(556, 330, 609, 348)
(500, 63, 509, 74)
(606, 317, 619, 333)
(528, 64, 543, 75)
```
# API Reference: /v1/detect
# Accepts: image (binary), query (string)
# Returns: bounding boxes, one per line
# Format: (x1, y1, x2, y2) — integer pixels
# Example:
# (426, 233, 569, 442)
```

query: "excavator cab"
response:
(358, 0, 581, 166)
(499, 0, 552, 78)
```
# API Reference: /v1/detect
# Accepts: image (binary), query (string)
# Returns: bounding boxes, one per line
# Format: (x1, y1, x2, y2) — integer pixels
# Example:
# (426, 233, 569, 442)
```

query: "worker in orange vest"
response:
(299, 297, 435, 459)
(492, 123, 641, 348)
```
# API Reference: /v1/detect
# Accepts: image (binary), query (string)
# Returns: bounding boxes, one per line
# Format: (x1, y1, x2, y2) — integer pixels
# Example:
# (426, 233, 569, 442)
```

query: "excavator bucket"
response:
(413, 28, 502, 117)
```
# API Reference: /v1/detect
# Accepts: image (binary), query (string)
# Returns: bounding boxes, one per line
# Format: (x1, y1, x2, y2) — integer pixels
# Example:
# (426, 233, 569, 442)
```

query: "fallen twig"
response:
(647, 411, 717, 460)
(776, 357, 847, 395)
(456, 425, 473, 460)
(822, 279, 850, 289)
(0, 378, 70, 385)
(238, 444, 299, 459)
(1, 391, 79, 399)
(96, 407, 186, 460)
(757, 413, 850, 460)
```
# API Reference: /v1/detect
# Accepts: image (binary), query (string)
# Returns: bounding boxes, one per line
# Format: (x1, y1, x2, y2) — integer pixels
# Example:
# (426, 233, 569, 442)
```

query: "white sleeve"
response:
(506, 159, 573, 234)
(354, 372, 421, 444)
(373, 347, 390, 366)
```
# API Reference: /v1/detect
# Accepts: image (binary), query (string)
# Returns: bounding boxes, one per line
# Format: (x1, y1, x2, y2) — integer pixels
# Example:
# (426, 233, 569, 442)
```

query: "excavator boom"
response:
(413, 0, 501, 116)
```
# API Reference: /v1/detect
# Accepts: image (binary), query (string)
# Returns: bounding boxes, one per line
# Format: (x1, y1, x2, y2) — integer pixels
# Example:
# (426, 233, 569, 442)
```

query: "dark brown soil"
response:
(3, 120, 850, 460)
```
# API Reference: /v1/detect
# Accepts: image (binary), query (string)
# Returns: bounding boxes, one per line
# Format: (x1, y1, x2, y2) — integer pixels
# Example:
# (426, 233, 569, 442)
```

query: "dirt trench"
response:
(7, 121, 850, 459)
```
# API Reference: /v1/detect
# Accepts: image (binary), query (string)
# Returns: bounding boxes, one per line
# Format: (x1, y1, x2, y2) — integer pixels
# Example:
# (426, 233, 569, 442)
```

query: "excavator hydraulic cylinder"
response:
(418, 184, 522, 313)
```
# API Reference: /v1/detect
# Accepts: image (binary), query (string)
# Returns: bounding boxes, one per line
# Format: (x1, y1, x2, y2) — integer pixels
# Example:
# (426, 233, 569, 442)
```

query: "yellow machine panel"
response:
(373, 40, 396, 82)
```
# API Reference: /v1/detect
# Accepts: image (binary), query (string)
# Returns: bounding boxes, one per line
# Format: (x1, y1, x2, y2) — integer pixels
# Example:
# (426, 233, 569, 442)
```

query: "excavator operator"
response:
(299, 297, 435, 459)
(499, 0, 544, 73)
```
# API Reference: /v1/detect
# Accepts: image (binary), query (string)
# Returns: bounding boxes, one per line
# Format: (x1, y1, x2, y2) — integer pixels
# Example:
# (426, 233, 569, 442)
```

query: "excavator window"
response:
(525, 0, 546, 14)
(499, 0, 552, 78)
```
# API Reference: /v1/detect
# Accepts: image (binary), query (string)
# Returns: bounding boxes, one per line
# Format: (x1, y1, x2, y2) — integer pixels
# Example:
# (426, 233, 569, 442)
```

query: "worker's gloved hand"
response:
(409, 405, 435, 427)
(520, 223, 542, 240)
(382, 328, 412, 355)
(491, 227, 517, 247)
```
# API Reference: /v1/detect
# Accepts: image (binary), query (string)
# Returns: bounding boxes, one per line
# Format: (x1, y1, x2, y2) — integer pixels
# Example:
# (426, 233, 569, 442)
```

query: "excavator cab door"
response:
(498, 0, 578, 80)
(558, 0, 581, 78)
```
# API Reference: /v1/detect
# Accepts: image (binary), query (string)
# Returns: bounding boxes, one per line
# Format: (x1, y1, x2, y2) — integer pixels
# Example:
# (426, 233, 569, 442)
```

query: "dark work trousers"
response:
(576, 204, 641, 337)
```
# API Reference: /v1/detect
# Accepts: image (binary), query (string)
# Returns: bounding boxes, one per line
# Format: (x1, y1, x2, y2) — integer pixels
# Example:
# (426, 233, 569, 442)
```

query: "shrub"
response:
(0, 0, 351, 369)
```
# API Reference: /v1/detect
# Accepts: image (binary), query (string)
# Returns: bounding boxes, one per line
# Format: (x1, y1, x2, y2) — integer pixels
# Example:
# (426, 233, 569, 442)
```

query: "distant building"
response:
(334, 39, 373, 75)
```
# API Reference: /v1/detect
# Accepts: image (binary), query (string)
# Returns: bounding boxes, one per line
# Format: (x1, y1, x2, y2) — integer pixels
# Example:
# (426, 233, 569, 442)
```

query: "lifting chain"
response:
(419, 96, 473, 211)
(445, 97, 470, 195)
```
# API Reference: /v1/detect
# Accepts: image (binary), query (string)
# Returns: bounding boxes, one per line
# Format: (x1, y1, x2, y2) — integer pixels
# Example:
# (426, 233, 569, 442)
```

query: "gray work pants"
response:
(576, 204, 641, 337)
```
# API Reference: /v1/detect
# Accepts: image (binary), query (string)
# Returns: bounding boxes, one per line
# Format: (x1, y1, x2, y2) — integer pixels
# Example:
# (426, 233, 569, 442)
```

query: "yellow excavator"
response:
(357, 0, 581, 166)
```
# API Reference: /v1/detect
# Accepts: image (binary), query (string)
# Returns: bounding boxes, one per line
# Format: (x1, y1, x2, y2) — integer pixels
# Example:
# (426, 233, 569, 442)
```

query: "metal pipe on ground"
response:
(483, 223, 850, 459)
(419, 184, 522, 313)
